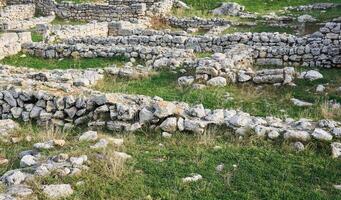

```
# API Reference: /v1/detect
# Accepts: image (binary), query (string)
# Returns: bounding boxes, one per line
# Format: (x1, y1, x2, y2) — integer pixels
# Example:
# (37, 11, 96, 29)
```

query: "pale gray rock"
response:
(20, 155, 37, 167)
(113, 151, 132, 160)
(42, 184, 73, 199)
(70, 155, 87, 166)
(284, 130, 311, 141)
(316, 85, 325, 93)
(6, 184, 33, 198)
(332, 128, 341, 138)
(178, 76, 194, 87)
(292, 142, 305, 151)
(162, 132, 172, 138)
(182, 174, 203, 183)
(160, 117, 177, 133)
(139, 108, 154, 124)
(189, 104, 206, 118)
(331, 142, 341, 158)
(212, 2, 245, 16)
(33, 141, 54, 150)
(207, 77, 227, 87)
(312, 128, 333, 141)
(4, 171, 27, 185)
(298, 14, 317, 23)
(90, 139, 108, 149)
(228, 113, 251, 127)
(300, 70, 323, 81)
(291, 98, 313, 107)
(79, 131, 98, 142)
(153, 101, 177, 118)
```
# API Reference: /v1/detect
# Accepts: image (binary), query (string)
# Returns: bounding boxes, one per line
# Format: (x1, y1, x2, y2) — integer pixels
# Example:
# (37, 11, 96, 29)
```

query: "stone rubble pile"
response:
(0, 64, 104, 93)
(0, 140, 88, 199)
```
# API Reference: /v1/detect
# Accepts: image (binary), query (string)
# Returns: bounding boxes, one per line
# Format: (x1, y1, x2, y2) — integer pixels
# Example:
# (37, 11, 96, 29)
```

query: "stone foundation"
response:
(0, 32, 32, 60)
(61, 22, 341, 68)
(0, 4, 35, 20)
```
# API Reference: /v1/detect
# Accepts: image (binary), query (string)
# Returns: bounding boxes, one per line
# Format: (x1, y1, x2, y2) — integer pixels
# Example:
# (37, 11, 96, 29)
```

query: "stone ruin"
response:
(0, 0, 340, 198)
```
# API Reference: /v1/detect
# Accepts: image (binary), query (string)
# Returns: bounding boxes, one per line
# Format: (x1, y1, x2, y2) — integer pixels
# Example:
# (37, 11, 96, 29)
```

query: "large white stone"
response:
(312, 128, 333, 141)
(43, 184, 73, 199)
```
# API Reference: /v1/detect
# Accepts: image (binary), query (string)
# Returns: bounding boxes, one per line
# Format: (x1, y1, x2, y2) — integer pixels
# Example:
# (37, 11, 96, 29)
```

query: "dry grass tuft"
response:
(321, 101, 341, 120)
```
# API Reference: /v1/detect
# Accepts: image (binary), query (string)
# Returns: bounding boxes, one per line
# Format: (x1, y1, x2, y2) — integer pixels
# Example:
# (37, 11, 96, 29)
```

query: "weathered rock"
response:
(207, 77, 227, 87)
(212, 2, 245, 16)
(20, 155, 37, 167)
(6, 184, 33, 198)
(153, 101, 177, 118)
(284, 130, 311, 141)
(42, 184, 73, 199)
(312, 128, 333, 141)
(79, 131, 98, 142)
(3, 171, 27, 185)
(160, 117, 177, 133)
(331, 142, 341, 158)
(182, 174, 203, 183)
(178, 76, 194, 87)
(293, 141, 305, 151)
(90, 139, 108, 149)
(298, 15, 317, 23)
(291, 98, 313, 107)
(300, 70, 323, 81)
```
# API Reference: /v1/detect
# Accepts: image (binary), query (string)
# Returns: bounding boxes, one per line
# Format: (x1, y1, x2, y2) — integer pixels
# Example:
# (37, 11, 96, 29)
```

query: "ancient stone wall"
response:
(62, 22, 341, 68)
(108, 0, 160, 7)
(0, 4, 35, 20)
(0, 87, 339, 144)
(0, 15, 54, 31)
(22, 43, 194, 62)
(5, 0, 33, 5)
(0, 32, 32, 60)
(5, 0, 147, 21)
(42, 22, 109, 42)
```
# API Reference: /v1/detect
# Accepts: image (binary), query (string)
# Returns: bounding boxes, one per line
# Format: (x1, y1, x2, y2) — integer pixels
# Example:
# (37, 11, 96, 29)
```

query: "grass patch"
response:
(94, 68, 341, 120)
(182, 0, 340, 14)
(51, 16, 87, 25)
(31, 31, 44, 42)
(0, 53, 129, 70)
(1, 126, 340, 199)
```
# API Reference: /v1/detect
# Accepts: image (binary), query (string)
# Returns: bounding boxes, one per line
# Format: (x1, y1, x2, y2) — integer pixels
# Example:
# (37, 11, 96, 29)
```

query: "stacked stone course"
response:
(58, 22, 341, 68)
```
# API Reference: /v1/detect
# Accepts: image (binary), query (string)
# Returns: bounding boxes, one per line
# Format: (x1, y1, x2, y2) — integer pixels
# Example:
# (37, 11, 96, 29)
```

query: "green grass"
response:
(31, 31, 44, 42)
(183, 0, 341, 13)
(51, 16, 87, 25)
(0, 53, 129, 70)
(1, 126, 340, 199)
(94, 68, 341, 121)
